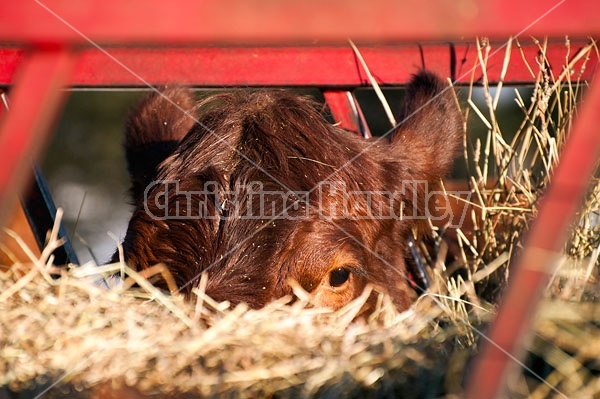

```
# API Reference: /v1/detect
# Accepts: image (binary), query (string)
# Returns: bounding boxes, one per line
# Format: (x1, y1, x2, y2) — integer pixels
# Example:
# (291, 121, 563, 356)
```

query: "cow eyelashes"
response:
(329, 267, 351, 288)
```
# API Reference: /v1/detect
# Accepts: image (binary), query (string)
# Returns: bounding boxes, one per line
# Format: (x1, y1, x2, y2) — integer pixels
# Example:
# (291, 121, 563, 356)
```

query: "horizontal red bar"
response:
(0, 42, 595, 87)
(0, 1, 599, 45)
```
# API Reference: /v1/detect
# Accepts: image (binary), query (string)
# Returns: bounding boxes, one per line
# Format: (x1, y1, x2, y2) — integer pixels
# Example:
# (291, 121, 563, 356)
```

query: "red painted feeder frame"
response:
(1, 2, 599, 398)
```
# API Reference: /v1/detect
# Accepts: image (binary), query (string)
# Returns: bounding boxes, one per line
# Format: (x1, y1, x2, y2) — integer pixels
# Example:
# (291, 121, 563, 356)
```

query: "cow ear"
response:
(391, 71, 464, 183)
(125, 87, 197, 204)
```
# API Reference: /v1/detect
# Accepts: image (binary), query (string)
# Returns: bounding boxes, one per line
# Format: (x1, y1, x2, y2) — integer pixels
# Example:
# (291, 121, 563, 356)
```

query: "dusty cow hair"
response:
(115, 71, 463, 312)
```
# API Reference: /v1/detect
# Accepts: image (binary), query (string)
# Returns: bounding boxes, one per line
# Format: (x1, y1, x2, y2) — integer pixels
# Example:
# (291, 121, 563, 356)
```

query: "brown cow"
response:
(115, 71, 463, 312)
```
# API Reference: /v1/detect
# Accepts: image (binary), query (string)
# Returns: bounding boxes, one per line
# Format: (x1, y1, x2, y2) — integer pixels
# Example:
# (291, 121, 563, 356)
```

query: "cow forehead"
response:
(209, 213, 369, 283)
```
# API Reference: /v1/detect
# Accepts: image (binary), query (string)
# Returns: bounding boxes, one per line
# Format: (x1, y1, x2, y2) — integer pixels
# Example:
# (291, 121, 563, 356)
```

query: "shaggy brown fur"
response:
(124, 87, 197, 203)
(115, 71, 463, 312)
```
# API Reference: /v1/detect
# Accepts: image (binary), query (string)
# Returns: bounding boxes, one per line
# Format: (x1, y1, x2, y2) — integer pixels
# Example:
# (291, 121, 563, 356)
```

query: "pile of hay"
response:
(1, 38, 599, 398)
(0, 256, 480, 398)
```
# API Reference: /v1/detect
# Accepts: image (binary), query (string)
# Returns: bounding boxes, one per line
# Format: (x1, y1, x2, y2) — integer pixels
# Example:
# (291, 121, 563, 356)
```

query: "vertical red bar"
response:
(0, 47, 74, 226)
(323, 90, 372, 138)
(465, 77, 600, 398)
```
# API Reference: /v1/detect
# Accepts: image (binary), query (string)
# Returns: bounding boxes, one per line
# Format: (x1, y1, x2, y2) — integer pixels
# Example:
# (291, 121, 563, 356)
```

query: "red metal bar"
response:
(465, 75, 600, 398)
(323, 90, 372, 138)
(0, 47, 74, 226)
(0, 0, 598, 45)
(0, 42, 595, 88)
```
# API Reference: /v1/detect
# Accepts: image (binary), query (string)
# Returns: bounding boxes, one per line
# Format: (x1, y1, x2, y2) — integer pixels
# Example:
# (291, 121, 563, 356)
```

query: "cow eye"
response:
(329, 267, 351, 287)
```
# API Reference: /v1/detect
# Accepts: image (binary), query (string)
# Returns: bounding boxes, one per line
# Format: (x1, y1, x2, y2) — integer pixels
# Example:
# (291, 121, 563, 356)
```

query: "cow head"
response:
(116, 71, 463, 313)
